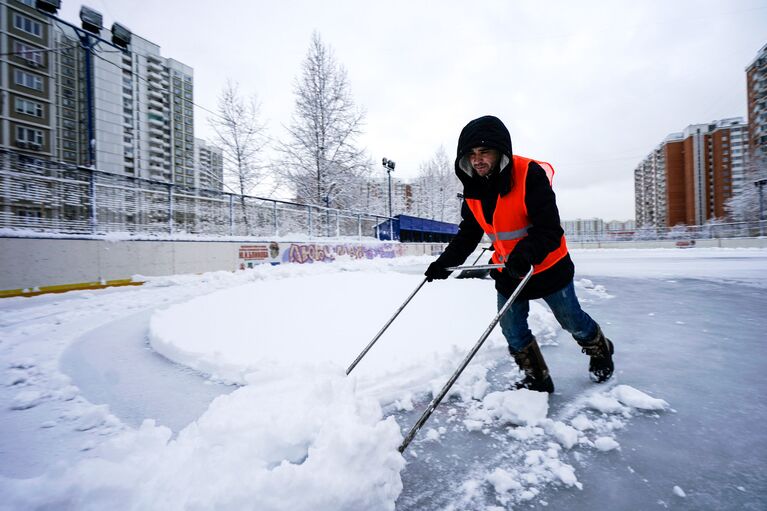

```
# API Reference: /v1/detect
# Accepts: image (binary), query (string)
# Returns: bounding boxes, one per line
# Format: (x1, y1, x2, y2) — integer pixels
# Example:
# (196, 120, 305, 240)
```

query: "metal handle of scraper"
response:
(397, 266, 534, 453)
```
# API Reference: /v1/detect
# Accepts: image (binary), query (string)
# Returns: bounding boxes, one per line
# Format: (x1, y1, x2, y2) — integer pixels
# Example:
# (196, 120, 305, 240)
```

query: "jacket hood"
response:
(455, 115, 513, 179)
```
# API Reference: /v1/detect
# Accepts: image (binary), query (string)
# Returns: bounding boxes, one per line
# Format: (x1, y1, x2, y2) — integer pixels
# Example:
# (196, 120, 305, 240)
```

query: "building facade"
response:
(634, 118, 747, 228)
(195, 138, 223, 191)
(746, 43, 767, 163)
(1, 0, 211, 188)
(1, 0, 55, 157)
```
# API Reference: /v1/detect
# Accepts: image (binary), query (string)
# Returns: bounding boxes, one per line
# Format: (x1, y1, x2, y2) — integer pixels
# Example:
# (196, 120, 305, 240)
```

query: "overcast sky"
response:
(59, 0, 767, 221)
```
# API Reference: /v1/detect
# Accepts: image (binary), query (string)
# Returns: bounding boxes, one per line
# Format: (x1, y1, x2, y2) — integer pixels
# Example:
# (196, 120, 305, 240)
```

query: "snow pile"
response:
(0, 373, 405, 511)
(463, 389, 549, 430)
(446, 384, 670, 508)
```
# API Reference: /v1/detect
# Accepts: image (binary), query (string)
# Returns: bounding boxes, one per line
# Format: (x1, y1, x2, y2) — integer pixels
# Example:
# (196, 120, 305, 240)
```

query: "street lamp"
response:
(382, 157, 396, 240)
(324, 183, 336, 237)
(382, 157, 395, 217)
(35, 2, 132, 168)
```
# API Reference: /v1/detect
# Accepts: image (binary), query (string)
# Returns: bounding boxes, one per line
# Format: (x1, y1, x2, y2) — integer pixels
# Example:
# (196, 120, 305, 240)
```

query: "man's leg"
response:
(541, 281, 615, 383)
(498, 293, 554, 393)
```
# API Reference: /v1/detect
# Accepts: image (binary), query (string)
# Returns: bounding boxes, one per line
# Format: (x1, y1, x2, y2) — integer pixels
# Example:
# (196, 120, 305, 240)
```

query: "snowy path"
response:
(60, 309, 233, 432)
(1, 249, 766, 510)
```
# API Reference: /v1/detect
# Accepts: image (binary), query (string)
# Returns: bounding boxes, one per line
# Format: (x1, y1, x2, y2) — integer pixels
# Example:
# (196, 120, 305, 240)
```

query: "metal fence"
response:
(1, 149, 765, 241)
(0, 149, 390, 238)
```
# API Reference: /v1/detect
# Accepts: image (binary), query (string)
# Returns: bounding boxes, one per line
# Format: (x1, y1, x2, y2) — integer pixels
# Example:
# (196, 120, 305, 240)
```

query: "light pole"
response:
(382, 157, 396, 240)
(323, 182, 336, 237)
(35, 2, 132, 168)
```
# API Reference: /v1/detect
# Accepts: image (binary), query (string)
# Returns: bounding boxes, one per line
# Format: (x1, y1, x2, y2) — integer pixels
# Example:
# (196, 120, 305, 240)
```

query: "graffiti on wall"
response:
(285, 243, 407, 264)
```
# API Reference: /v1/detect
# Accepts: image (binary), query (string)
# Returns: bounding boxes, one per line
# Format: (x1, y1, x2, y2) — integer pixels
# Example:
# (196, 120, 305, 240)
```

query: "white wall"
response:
(2, 236, 765, 296)
(0, 237, 446, 294)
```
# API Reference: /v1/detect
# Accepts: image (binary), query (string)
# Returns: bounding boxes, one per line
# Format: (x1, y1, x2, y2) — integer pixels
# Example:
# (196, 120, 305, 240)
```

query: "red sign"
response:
(239, 245, 269, 260)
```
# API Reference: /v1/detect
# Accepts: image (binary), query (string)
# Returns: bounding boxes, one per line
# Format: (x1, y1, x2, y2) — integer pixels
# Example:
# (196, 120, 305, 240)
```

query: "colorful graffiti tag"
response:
(285, 243, 407, 264)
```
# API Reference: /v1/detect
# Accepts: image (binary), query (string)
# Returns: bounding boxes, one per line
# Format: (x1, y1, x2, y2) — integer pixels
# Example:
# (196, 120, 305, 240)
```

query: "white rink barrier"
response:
(2, 236, 766, 298)
(0, 237, 448, 297)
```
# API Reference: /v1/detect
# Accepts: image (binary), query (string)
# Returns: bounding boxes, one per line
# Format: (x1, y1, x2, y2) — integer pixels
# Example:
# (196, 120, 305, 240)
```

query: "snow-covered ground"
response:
(0, 248, 765, 510)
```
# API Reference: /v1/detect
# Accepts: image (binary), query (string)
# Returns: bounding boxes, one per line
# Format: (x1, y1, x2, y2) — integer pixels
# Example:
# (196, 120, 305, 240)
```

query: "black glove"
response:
(425, 261, 452, 282)
(504, 252, 531, 279)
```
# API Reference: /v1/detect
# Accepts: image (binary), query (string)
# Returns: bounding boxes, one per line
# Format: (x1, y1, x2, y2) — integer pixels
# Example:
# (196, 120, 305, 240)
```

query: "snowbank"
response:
(0, 373, 404, 511)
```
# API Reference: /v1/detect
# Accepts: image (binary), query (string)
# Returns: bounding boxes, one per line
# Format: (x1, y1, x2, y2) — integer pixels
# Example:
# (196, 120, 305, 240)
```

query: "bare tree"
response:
(277, 32, 370, 210)
(410, 147, 461, 221)
(209, 80, 268, 233)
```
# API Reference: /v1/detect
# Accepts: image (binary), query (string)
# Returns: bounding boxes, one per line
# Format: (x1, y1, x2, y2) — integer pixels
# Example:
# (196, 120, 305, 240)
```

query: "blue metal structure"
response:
(375, 215, 459, 242)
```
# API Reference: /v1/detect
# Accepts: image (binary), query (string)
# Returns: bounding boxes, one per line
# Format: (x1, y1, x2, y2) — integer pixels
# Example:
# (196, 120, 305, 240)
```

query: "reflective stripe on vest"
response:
(464, 155, 568, 275)
(488, 225, 531, 242)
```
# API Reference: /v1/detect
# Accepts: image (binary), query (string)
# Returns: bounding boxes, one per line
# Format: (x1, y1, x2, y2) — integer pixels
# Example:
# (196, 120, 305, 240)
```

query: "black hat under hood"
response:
(455, 115, 513, 179)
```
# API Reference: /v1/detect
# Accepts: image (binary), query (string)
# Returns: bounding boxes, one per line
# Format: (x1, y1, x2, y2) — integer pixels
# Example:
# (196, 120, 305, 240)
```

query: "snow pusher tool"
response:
(454, 246, 493, 279)
(398, 266, 533, 453)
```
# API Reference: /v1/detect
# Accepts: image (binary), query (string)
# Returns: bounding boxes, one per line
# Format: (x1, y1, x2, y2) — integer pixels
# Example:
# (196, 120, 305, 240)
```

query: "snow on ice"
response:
(0, 248, 765, 509)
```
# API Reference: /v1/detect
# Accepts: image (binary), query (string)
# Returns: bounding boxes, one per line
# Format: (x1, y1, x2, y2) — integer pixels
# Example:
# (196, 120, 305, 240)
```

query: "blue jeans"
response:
(497, 280, 598, 352)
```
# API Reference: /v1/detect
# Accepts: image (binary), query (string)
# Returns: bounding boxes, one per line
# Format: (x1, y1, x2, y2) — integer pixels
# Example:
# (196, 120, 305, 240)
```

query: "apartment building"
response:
(1, 0, 212, 188)
(634, 118, 747, 227)
(195, 138, 223, 191)
(0, 0, 55, 156)
(746, 43, 766, 163)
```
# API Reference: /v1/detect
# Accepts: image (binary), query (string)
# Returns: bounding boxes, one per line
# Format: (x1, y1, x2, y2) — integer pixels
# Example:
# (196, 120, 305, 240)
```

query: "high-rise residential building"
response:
(1, 0, 55, 156)
(634, 118, 747, 227)
(195, 138, 223, 191)
(746, 43, 767, 163)
(1, 1, 204, 187)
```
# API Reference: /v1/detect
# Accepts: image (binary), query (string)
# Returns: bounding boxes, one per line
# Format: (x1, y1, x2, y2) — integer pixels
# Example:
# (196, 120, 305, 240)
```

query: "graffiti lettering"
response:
(284, 243, 406, 264)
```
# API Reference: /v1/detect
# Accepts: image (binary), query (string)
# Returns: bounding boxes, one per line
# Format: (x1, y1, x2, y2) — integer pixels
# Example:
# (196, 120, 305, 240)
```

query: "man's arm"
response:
(435, 201, 485, 268)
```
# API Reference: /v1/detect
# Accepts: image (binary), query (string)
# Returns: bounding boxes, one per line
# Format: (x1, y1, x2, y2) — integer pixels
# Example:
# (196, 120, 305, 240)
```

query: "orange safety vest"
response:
(465, 155, 568, 275)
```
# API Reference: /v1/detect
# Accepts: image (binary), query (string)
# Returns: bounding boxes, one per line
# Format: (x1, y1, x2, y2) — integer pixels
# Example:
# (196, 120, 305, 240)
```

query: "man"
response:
(424, 115, 614, 393)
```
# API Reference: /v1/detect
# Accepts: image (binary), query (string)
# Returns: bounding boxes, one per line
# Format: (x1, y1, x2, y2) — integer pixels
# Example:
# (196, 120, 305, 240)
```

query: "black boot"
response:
(509, 338, 555, 393)
(580, 325, 615, 383)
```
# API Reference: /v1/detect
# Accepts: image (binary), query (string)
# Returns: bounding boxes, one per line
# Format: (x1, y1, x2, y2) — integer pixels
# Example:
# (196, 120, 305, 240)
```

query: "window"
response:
(16, 126, 44, 146)
(14, 69, 43, 91)
(14, 40, 44, 65)
(14, 97, 43, 117)
(13, 13, 43, 38)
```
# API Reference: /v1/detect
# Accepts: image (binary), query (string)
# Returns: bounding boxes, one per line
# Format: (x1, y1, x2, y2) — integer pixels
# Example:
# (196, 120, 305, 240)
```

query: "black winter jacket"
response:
(435, 116, 574, 300)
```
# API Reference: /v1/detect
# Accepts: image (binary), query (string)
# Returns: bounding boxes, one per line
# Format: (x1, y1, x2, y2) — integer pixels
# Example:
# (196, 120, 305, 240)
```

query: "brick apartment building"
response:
(634, 118, 747, 228)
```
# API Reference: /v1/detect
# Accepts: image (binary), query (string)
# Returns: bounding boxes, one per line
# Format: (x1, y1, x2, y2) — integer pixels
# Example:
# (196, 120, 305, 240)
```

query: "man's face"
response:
(468, 147, 500, 177)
